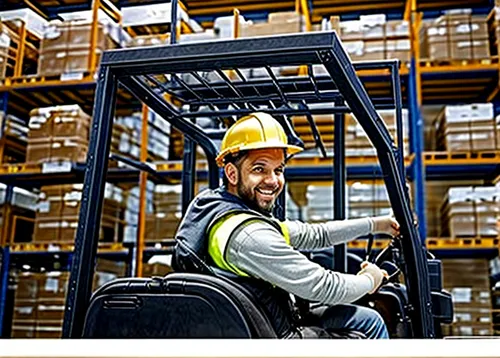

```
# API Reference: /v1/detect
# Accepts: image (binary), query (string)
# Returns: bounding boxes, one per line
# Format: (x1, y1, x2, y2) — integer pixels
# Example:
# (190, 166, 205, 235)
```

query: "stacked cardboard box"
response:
(348, 181, 392, 219)
(127, 34, 170, 47)
(425, 180, 483, 238)
(292, 109, 409, 157)
(0, 184, 37, 244)
(346, 109, 409, 157)
(11, 271, 68, 338)
(12, 260, 125, 338)
(240, 12, 304, 38)
(338, 15, 410, 63)
(27, 105, 90, 164)
(302, 182, 391, 222)
(113, 111, 171, 164)
(440, 186, 499, 238)
(0, 111, 28, 163)
(440, 259, 493, 337)
(123, 182, 155, 243)
(37, 19, 117, 77)
(434, 103, 498, 152)
(1, 112, 28, 143)
(145, 184, 182, 242)
(420, 11, 489, 62)
(32, 183, 123, 243)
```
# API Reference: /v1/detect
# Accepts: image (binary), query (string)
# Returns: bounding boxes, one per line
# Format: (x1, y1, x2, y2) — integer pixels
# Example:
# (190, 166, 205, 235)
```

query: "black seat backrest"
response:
(83, 272, 277, 338)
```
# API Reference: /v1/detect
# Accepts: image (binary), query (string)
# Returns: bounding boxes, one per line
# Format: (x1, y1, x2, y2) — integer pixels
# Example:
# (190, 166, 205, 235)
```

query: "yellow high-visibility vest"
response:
(207, 212, 291, 277)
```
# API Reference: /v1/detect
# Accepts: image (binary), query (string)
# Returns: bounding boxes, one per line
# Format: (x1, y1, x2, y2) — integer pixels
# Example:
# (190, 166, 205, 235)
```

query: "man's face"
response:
(234, 148, 285, 213)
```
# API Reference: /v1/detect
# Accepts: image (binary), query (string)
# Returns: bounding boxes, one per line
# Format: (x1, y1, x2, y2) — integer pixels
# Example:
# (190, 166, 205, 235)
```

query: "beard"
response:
(237, 180, 277, 215)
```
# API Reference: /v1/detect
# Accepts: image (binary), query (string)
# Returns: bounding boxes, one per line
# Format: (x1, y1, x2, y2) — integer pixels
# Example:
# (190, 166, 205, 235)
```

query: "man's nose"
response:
(264, 171, 279, 185)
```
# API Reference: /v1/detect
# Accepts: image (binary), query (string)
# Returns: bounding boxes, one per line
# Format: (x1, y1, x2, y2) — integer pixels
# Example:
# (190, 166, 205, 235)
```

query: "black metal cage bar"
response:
(62, 32, 434, 338)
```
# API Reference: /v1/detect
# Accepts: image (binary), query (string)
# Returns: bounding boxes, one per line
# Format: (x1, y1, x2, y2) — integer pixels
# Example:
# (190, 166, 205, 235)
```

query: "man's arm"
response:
(285, 218, 372, 250)
(286, 216, 400, 250)
(227, 220, 375, 305)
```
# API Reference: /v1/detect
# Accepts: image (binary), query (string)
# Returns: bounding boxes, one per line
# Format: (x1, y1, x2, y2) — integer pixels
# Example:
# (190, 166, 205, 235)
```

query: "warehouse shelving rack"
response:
(2, 7, 500, 228)
(0, 0, 498, 337)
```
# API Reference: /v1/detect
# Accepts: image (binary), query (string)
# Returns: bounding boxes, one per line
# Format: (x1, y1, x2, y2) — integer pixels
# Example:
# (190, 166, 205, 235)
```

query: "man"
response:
(173, 112, 400, 339)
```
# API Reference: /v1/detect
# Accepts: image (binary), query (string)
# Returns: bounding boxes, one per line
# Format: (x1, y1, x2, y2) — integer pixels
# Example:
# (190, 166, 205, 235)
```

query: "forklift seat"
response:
(82, 272, 277, 338)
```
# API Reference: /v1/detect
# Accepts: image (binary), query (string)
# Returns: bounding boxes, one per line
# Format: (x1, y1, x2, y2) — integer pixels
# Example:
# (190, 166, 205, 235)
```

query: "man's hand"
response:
(371, 216, 400, 237)
(357, 261, 388, 294)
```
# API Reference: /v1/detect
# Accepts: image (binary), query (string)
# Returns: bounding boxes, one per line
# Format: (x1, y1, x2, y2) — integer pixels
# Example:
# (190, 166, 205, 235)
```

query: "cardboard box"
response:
(15, 273, 38, 299)
(67, 22, 114, 50)
(66, 49, 102, 73)
(268, 11, 302, 25)
(52, 115, 89, 139)
(386, 20, 409, 37)
(428, 41, 449, 61)
(339, 20, 365, 40)
(37, 272, 69, 299)
(38, 20, 116, 77)
(363, 40, 385, 61)
(37, 50, 68, 77)
(427, 25, 448, 44)
(12, 299, 37, 320)
(40, 23, 70, 52)
(11, 323, 36, 338)
(52, 137, 89, 162)
(36, 302, 65, 321)
(33, 219, 59, 241)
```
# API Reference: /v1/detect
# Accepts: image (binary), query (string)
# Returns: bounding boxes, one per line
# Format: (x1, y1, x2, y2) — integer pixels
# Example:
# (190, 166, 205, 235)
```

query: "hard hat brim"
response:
(216, 142, 303, 167)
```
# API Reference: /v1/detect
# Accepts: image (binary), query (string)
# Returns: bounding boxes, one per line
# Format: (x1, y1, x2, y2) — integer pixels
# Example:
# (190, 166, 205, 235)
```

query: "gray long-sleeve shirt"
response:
(226, 218, 375, 305)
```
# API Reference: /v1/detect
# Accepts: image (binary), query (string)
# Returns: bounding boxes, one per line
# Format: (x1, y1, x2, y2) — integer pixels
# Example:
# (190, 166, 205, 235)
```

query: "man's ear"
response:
(224, 163, 238, 185)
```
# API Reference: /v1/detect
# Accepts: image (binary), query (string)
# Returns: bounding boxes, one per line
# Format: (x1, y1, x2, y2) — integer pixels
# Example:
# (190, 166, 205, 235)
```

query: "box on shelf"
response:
(38, 20, 118, 77)
(32, 184, 123, 243)
(440, 258, 494, 337)
(440, 186, 499, 238)
(240, 11, 303, 38)
(421, 13, 490, 62)
(12, 265, 122, 338)
(144, 184, 182, 242)
(434, 103, 498, 152)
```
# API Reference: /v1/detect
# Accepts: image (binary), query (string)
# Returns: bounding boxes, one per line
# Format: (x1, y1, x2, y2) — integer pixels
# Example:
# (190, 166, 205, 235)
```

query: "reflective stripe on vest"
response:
(208, 212, 291, 277)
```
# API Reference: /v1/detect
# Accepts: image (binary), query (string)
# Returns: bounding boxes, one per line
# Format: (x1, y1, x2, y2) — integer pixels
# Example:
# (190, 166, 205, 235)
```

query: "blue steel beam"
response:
(0, 247, 10, 337)
(408, 58, 427, 242)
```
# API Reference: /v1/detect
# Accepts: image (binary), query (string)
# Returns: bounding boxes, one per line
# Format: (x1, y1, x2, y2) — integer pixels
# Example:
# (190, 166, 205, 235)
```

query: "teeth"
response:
(258, 189, 274, 195)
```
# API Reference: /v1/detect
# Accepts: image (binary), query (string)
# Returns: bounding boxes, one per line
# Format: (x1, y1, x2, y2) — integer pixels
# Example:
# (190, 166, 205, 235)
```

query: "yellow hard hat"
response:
(216, 112, 303, 167)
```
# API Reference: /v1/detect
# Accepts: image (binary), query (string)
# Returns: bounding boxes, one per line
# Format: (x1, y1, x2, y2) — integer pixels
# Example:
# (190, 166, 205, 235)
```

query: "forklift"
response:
(61, 30, 453, 338)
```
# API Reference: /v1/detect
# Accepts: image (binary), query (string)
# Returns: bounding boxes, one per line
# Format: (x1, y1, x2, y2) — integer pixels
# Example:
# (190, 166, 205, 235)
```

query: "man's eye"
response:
(253, 167, 263, 173)
(275, 168, 284, 174)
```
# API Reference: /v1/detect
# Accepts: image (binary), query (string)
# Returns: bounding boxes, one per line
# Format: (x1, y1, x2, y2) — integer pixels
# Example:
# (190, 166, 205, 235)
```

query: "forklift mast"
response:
(62, 31, 435, 338)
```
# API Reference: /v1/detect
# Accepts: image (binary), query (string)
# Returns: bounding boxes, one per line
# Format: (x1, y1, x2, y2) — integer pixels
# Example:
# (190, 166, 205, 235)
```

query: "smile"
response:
(256, 188, 276, 196)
